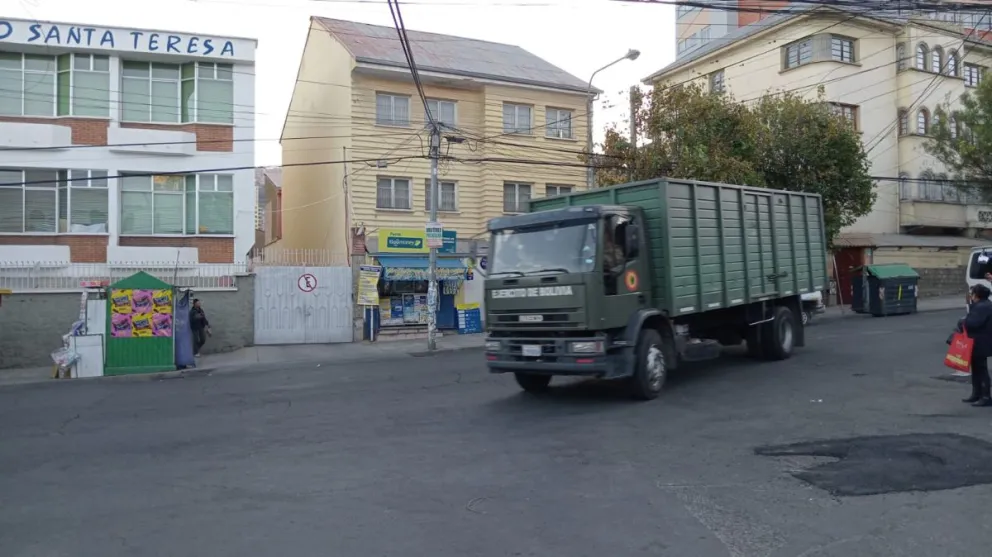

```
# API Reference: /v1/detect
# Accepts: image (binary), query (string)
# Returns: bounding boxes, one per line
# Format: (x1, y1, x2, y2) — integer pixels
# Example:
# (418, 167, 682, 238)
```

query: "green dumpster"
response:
(861, 263, 919, 317)
(104, 272, 176, 376)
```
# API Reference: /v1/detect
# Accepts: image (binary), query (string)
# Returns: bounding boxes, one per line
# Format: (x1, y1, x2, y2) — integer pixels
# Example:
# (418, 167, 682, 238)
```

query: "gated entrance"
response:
(253, 265, 353, 344)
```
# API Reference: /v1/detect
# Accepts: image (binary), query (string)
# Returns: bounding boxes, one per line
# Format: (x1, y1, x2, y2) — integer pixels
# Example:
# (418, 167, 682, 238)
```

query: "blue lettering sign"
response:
(1, 21, 238, 58)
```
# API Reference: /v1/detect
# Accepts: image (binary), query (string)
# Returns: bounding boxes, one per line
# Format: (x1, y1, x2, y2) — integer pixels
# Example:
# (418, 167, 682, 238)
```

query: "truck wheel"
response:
(761, 306, 796, 361)
(629, 329, 666, 400)
(514, 373, 551, 394)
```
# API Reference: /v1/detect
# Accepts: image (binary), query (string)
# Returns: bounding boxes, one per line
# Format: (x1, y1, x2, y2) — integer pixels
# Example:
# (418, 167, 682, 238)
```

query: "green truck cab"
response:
(483, 178, 829, 400)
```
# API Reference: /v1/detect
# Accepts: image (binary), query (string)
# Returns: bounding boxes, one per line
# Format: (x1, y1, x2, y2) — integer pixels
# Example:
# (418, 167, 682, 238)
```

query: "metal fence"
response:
(0, 261, 247, 292)
(248, 248, 351, 268)
(899, 180, 986, 204)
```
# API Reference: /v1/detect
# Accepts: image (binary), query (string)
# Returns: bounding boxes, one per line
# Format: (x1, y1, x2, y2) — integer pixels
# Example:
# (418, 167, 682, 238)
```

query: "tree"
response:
(596, 84, 876, 244)
(927, 77, 992, 198)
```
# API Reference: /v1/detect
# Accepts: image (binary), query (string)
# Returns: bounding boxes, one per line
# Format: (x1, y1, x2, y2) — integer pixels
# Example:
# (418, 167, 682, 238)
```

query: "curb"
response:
(814, 303, 962, 323)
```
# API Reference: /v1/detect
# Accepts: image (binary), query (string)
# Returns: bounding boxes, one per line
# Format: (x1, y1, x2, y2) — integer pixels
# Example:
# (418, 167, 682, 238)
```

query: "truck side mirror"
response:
(624, 225, 640, 259)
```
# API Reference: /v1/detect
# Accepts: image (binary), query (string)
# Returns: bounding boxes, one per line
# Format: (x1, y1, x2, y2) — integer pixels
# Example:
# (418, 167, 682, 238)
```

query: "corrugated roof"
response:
(314, 17, 595, 94)
(642, 5, 908, 83)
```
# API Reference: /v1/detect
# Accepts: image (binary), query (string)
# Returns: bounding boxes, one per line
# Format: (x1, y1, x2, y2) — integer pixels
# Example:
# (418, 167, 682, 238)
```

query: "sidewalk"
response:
(0, 333, 485, 388)
(816, 294, 963, 322)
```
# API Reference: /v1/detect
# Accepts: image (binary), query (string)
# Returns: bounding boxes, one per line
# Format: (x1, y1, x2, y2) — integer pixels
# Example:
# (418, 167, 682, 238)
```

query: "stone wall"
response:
(0, 275, 255, 370)
(916, 266, 966, 298)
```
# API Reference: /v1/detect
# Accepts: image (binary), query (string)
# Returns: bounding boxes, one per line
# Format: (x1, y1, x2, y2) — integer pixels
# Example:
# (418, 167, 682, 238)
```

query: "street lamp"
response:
(587, 49, 640, 189)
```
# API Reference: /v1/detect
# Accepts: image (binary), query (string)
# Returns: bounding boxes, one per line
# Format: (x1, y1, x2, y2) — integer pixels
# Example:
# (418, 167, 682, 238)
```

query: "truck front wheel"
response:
(761, 306, 796, 361)
(514, 372, 551, 394)
(628, 328, 666, 401)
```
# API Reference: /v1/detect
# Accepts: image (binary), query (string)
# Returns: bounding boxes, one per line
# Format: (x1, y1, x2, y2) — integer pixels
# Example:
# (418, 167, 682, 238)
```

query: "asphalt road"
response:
(2, 310, 992, 557)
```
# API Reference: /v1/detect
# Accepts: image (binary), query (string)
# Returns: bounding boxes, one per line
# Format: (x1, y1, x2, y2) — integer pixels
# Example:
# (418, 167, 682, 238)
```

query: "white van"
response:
(965, 246, 992, 295)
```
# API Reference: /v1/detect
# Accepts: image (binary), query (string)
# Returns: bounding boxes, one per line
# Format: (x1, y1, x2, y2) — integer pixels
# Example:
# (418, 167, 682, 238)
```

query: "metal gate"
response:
(253, 265, 353, 345)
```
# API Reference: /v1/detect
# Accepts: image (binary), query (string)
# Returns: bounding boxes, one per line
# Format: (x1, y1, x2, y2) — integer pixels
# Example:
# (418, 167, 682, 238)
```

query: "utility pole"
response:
(629, 85, 638, 181)
(427, 123, 441, 351)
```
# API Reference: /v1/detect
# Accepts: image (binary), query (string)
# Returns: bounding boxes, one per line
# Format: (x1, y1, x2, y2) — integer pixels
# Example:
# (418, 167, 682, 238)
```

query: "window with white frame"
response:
(119, 173, 233, 235)
(376, 93, 410, 126)
(424, 179, 457, 212)
(950, 115, 959, 139)
(0, 169, 57, 233)
(56, 54, 110, 117)
(709, 69, 725, 94)
(121, 61, 233, 124)
(425, 98, 456, 128)
(376, 177, 411, 210)
(830, 36, 855, 63)
(898, 108, 909, 135)
(896, 43, 907, 71)
(699, 26, 711, 42)
(546, 107, 573, 139)
(58, 170, 109, 233)
(0, 53, 57, 117)
(931, 46, 943, 73)
(783, 38, 813, 69)
(948, 50, 959, 76)
(503, 182, 531, 213)
(917, 108, 930, 135)
(916, 43, 928, 70)
(546, 184, 572, 197)
(965, 63, 983, 87)
(503, 103, 532, 134)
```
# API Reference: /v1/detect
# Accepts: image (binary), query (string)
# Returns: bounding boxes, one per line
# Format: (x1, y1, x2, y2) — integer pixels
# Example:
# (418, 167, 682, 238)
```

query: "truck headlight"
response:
(485, 340, 501, 351)
(569, 341, 603, 354)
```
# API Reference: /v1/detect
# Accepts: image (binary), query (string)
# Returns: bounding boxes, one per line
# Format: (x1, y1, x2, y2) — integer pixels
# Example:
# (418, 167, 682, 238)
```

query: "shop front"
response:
(371, 228, 469, 331)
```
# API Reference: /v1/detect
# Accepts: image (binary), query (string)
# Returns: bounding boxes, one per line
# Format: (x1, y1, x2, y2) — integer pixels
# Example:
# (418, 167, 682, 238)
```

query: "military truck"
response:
(483, 178, 828, 400)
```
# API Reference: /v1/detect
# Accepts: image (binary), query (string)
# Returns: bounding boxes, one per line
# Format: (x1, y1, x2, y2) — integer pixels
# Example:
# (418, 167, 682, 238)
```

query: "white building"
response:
(0, 18, 256, 265)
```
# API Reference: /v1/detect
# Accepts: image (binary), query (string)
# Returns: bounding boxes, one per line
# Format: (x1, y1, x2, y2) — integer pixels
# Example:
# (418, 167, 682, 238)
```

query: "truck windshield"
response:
(489, 222, 597, 276)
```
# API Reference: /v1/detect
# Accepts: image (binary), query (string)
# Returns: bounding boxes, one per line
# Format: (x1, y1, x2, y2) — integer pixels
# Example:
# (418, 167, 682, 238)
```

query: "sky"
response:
(7, 0, 676, 166)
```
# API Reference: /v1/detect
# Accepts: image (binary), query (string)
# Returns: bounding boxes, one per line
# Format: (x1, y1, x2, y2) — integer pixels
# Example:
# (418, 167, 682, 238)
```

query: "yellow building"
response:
(279, 17, 596, 256)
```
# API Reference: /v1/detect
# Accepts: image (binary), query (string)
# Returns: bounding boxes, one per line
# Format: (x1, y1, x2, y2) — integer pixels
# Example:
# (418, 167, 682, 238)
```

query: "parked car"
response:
(800, 291, 825, 326)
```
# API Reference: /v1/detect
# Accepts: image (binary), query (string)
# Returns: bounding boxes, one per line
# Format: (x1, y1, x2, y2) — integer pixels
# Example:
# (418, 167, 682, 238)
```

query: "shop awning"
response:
(377, 256, 467, 281)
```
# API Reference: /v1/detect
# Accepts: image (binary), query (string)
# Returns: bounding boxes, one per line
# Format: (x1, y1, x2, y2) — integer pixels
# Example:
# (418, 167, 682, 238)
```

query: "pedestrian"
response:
(962, 284, 992, 406)
(189, 298, 211, 357)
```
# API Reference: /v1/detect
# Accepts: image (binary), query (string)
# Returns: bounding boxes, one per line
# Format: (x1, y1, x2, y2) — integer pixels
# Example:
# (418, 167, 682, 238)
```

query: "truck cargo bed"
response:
(529, 178, 828, 317)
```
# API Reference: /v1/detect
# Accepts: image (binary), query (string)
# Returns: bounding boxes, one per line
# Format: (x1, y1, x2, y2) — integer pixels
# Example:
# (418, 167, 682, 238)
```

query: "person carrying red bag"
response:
(961, 284, 992, 407)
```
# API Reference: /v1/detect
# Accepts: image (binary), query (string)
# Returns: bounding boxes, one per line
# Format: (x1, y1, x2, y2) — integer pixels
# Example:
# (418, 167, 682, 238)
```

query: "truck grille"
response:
(488, 308, 582, 329)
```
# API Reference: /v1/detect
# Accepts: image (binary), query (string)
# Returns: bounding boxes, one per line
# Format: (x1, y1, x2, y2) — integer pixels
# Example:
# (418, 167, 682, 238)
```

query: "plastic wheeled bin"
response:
(857, 263, 920, 317)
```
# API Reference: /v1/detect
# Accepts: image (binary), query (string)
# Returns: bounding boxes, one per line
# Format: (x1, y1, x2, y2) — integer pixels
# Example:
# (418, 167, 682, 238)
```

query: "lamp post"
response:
(586, 48, 640, 189)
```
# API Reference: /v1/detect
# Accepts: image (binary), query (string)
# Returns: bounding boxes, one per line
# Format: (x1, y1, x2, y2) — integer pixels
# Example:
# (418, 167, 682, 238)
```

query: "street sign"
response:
(425, 221, 443, 248)
(297, 273, 317, 292)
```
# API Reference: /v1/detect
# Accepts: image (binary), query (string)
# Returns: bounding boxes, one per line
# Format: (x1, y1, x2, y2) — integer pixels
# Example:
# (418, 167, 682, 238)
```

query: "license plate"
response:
(519, 314, 543, 322)
(521, 345, 542, 357)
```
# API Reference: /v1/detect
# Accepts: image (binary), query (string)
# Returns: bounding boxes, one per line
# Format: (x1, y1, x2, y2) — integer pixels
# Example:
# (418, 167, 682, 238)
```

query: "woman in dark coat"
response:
(963, 283, 992, 406)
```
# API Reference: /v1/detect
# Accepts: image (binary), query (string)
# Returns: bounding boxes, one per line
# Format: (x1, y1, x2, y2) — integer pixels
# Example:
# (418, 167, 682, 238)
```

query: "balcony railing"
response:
(899, 181, 986, 205)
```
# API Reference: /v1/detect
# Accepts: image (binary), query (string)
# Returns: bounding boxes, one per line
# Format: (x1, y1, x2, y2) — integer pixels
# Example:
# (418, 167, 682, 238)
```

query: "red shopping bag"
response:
(945, 328, 973, 373)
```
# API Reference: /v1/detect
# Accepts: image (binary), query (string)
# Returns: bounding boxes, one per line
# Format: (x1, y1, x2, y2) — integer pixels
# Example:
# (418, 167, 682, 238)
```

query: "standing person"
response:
(963, 284, 992, 406)
(189, 298, 211, 357)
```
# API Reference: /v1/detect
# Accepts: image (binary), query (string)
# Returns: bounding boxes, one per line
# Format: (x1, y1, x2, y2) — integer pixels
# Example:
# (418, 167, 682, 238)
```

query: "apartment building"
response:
(676, 0, 992, 58)
(279, 17, 594, 256)
(0, 18, 256, 264)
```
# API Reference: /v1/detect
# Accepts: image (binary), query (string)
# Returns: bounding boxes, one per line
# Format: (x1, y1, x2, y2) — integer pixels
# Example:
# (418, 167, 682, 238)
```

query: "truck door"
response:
(603, 214, 647, 321)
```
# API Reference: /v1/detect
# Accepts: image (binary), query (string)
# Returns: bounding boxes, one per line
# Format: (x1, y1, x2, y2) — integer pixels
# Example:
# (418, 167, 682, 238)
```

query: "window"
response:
(193, 62, 234, 124)
(677, 39, 687, 54)
(376, 177, 411, 210)
(917, 108, 930, 135)
(119, 173, 233, 235)
(424, 179, 457, 212)
(830, 36, 855, 63)
(699, 26, 711, 42)
(829, 103, 858, 130)
(0, 169, 56, 233)
(931, 46, 943, 73)
(950, 115, 959, 139)
(709, 69, 726, 94)
(916, 43, 928, 70)
(898, 108, 909, 135)
(376, 93, 410, 127)
(965, 63, 983, 87)
(0, 53, 56, 116)
(503, 182, 531, 213)
(948, 50, 959, 76)
(58, 170, 109, 233)
(546, 107, 573, 139)
(503, 103, 532, 134)
(898, 172, 911, 199)
(784, 39, 813, 69)
(897, 43, 907, 71)
(56, 54, 110, 117)
(546, 184, 572, 197)
(425, 98, 456, 128)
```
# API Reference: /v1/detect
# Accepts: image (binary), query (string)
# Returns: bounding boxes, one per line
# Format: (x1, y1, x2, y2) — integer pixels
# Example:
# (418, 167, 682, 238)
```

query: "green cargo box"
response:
(529, 178, 829, 317)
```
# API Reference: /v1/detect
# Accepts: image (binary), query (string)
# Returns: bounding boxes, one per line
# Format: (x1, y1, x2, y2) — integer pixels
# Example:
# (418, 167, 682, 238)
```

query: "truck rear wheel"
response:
(628, 329, 666, 401)
(760, 306, 796, 361)
(514, 372, 551, 394)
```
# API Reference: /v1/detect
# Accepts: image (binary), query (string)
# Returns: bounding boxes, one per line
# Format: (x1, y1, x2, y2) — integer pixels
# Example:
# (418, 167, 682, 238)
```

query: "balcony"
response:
(107, 126, 197, 157)
(0, 120, 72, 150)
(900, 181, 992, 229)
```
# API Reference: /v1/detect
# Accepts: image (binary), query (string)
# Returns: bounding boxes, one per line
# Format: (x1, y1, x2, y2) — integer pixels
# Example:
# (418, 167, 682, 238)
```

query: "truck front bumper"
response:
(484, 336, 627, 379)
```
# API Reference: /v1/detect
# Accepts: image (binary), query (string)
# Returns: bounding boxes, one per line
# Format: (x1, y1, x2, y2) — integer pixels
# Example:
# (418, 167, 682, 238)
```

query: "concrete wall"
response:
(0, 275, 255, 370)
